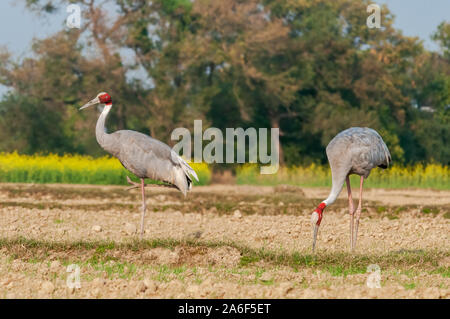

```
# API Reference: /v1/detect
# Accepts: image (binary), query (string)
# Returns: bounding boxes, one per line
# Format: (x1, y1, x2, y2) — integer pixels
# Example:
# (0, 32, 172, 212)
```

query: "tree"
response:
(433, 22, 450, 59)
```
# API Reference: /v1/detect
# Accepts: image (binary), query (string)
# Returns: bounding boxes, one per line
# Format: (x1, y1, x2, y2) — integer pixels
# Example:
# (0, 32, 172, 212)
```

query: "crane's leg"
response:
(346, 175, 355, 251)
(140, 178, 146, 239)
(353, 176, 364, 249)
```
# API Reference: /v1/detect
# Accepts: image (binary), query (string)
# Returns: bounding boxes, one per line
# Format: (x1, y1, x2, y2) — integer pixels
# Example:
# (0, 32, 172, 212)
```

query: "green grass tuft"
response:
(1, 237, 448, 277)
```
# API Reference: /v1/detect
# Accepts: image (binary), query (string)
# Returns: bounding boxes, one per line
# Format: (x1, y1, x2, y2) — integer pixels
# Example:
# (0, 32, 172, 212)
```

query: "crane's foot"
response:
(126, 176, 146, 191)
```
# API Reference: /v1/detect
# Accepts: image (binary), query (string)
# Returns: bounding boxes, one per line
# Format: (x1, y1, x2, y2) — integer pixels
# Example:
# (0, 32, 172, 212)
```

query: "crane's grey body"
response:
(312, 127, 391, 252)
(96, 105, 197, 196)
(80, 93, 197, 239)
(327, 127, 391, 178)
(323, 127, 391, 206)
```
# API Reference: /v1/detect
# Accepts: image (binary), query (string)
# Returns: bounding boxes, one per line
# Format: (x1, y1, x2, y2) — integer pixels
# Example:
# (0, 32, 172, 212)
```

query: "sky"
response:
(0, 0, 449, 95)
(377, 0, 449, 51)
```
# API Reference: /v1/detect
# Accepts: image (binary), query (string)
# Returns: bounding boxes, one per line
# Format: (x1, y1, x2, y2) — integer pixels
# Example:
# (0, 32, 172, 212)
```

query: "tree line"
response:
(0, 0, 448, 166)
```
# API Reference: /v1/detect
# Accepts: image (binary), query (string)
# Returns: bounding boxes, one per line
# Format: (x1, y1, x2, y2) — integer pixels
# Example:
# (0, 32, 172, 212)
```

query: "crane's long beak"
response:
(311, 211, 320, 253)
(312, 224, 319, 253)
(79, 97, 100, 110)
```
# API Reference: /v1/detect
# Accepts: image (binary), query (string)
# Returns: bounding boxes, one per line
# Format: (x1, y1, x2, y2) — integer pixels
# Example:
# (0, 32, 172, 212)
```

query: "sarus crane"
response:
(80, 92, 198, 238)
(311, 127, 391, 252)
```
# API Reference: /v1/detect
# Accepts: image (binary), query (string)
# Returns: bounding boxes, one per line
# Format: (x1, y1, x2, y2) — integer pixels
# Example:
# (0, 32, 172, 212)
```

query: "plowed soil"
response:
(0, 183, 448, 298)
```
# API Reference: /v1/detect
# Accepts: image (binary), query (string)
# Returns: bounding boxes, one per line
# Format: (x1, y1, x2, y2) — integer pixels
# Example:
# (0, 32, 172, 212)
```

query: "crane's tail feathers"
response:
(381, 138, 392, 168)
(189, 168, 199, 182)
(383, 149, 392, 168)
(186, 175, 193, 192)
(178, 157, 199, 182)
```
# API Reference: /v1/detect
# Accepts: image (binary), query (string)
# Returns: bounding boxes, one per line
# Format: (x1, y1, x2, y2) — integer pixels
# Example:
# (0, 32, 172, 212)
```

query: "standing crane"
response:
(311, 127, 391, 252)
(80, 92, 198, 238)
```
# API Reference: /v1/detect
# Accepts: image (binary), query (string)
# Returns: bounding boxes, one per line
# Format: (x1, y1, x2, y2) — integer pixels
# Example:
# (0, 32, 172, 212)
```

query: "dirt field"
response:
(0, 183, 448, 299)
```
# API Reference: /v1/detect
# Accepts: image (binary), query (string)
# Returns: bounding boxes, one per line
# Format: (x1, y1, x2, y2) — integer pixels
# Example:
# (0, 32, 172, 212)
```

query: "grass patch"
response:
(260, 279, 275, 285)
(240, 255, 260, 267)
(156, 265, 187, 282)
(386, 214, 399, 220)
(430, 267, 450, 278)
(214, 203, 236, 213)
(422, 207, 439, 216)
(403, 283, 416, 290)
(87, 258, 137, 279)
(377, 206, 387, 213)
(326, 265, 366, 277)
(0, 237, 447, 275)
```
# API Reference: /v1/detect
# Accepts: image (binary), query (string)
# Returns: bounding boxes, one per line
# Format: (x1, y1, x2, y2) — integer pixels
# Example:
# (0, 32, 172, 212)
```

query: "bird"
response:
(80, 92, 198, 238)
(311, 127, 391, 252)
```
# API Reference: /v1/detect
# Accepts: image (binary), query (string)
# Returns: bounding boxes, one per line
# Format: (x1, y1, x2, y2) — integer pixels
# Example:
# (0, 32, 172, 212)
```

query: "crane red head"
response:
(311, 202, 326, 252)
(80, 92, 112, 110)
(311, 202, 326, 226)
(98, 92, 112, 104)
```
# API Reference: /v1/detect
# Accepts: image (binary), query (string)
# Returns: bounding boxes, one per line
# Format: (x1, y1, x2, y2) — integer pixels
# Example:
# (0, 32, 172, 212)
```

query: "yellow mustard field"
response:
(236, 163, 450, 190)
(0, 152, 211, 186)
(0, 153, 448, 189)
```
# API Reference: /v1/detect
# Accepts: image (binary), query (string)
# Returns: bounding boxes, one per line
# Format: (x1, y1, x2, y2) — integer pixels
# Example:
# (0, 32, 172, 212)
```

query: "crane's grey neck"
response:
(95, 103, 115, 154)
(323, 173, 347, 206)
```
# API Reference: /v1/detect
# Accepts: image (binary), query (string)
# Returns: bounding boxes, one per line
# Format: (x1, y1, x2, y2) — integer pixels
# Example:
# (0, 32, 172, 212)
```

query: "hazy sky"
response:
(377, 0, 449, 51)
(0, 0, 448, 95)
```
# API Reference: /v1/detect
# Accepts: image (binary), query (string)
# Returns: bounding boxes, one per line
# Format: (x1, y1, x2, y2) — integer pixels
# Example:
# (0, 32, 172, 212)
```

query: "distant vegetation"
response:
(0, 153, 447, 189)
(0, 153, 211, 186)
(236, 163, 450, 190)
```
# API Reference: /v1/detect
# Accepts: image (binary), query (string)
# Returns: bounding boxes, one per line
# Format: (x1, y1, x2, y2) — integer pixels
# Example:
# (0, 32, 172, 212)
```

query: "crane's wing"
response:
(351, 129, 391, 169)
(110, 130, 198, 195)
(363, 128, 391, 168)
(175, 154, 199, 182)
(326, 127, 391, 178)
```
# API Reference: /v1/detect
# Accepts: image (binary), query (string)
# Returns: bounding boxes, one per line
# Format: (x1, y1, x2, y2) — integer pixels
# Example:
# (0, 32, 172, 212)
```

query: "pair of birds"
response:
(81, 92, 391, 252)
